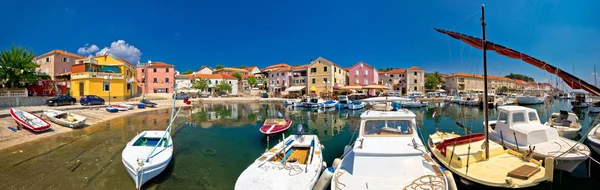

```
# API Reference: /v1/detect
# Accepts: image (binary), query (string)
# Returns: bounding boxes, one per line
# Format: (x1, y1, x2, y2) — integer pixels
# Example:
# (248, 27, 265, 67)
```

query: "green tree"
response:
(181, 69, 193, 74)
(216, 64, 225, 69)
(215, 80, 232, 92)
(424, 76, 439, 90)
(240, 65, 247, 69)
(192, 79, 209, 92)
(247, 76, 257, 87)
(497, 86, 509, 93)
(505, 73, 535, 82)
(0, 45, 39, 88)
(232, 72, 242, 81)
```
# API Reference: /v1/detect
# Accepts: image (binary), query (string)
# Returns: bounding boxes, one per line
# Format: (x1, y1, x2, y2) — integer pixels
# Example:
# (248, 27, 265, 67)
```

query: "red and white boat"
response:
(259, 119, 292, 135)
(10, 108, 51, 132)
(111, 104, 129, 111)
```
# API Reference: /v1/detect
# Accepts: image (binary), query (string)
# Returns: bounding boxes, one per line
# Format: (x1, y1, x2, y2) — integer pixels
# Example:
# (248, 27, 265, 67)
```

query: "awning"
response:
(285, 86, 305, 92)
(339, 86, 363, 90)
(362, 85, 389, 90)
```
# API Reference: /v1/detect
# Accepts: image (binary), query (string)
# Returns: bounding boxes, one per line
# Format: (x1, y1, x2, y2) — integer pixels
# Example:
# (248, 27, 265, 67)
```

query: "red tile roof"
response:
(193, 74, 236, 79)
(385, 69, 406, 74)
(406, 66, 424, 71)
(343, 68, 350, 72)
(246, 66, 258, 71)
(37, 49, 85, 59)
(148, 62, 174, 67)
(291, 64, 308, 70)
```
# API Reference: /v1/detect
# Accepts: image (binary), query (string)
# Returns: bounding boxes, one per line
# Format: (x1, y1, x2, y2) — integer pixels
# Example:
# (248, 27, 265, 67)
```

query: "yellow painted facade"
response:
(307, 57, 346, 95)
(70, 56, 138, 102)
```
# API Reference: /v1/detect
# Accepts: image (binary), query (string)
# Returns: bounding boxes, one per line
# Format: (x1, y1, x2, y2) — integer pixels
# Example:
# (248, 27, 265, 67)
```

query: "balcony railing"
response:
(71, 72, 124, 80)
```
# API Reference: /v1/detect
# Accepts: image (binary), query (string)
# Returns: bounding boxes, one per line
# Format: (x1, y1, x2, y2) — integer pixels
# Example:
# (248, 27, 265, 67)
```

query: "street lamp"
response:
(104, 75, 112, 105)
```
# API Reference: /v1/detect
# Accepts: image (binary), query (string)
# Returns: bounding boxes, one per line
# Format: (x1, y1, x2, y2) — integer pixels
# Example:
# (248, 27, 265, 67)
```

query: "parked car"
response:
(46, 95, 76, 106)
(176, 93, 190, 100)
(261, 93, 269, 98)
(80, 95, 105, 105)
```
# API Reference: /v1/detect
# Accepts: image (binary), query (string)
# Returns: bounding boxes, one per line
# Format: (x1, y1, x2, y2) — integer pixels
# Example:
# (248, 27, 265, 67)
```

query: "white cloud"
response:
(77, 44, 100, 55)
(95, 40, 142, 63)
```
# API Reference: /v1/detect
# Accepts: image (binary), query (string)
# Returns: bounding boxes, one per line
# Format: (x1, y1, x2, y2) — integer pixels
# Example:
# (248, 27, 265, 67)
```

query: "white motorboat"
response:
(544, 111, 582, 139)
(571, 90, 591, 108)
(284, 99, 301, 107)
(306, 97, 323, 108)
(348, 101, 366, 110)
(587, 124, 600, 155)
(297, 97, 309, 107)
(235, 133, 324, 190)
(43, 109, 87, 128)
(122, 92, 181, 189)
(464, 94, 481, 106)
(590, 101, 600, 113)
(320, 100, 338, 108)
(516, 95, 546, 105)
(401, 99, 427, 108)
(331, 110, 451, 190)
(336, 95, 351, 109)
(487, 106, 590, 172)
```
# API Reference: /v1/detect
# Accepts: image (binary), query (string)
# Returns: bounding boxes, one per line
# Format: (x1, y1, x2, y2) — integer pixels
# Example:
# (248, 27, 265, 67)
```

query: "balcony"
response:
(71, 72, 124, 80)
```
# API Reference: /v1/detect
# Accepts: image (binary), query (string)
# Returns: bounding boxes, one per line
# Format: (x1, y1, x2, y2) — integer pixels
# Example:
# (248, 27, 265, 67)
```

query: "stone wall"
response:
(0, 96, 48, 108)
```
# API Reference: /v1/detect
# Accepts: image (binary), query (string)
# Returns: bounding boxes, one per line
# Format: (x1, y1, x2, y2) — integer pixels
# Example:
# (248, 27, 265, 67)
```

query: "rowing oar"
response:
(455, 122, 473, 134)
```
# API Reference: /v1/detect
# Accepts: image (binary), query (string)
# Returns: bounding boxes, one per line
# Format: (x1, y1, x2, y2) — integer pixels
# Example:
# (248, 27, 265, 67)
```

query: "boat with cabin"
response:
(306, 97, 323, 108)
(348, 100, 366, 110)
(487, 106, 590, 172)
(570, 90, 591, 108)
(544, 110, 582, 139)
(331, 109, 452, 190)
(336, 95, 351, 109)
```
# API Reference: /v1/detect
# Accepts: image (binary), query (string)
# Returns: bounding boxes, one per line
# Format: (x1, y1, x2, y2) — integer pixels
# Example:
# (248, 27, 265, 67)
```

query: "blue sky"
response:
(1, 0, 599, 84)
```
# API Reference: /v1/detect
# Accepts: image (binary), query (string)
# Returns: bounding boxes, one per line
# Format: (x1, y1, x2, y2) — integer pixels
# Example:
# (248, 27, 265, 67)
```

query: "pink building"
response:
(137, 61, 176, 94)
(34, 50, 84, 80)
(349, 61, 379, 96)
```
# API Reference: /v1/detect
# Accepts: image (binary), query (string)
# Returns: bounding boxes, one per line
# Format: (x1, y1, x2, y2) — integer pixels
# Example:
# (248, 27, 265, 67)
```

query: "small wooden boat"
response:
(118, 103, 135, 110)
(106, 106, 119, 113)
(544, 111, 582, 139)
(112, 104, 129, 111)
(10, 108, 51, 132)
(235, 134, 324, 190)
(141, 99, 157, 107)
(260, 119, 292, 135)
(43, 109, 87, 128)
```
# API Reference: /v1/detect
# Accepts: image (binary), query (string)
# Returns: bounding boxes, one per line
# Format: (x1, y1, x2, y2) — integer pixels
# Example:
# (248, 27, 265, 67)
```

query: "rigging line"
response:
(450, 9, 482, 31)
(445, 38, 454, 71)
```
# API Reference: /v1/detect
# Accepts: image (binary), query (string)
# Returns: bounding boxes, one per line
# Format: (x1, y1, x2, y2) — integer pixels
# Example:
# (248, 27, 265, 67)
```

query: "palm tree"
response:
(0, 45, 38, 88)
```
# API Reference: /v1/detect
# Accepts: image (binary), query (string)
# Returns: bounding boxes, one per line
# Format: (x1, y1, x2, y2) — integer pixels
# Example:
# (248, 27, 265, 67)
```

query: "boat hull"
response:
(122, 131, 173, 189)
(260, 120, 292, 135)
(590, 106, 600, 113)
(516, 96, 544, 105)
(43, 110, 87, 128)
(106, 107, 119, 113)
(348, 102, 365, 110)
(10, 108, 51, 132)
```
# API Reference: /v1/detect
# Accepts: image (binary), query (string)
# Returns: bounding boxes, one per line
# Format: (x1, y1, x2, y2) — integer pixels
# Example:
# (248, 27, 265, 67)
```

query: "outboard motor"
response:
(297, 124, 303, 137)
(277, 112, 284, 119)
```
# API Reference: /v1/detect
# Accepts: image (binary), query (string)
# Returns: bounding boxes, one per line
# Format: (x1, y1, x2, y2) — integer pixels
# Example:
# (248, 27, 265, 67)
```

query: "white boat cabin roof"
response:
(494, 106, 560, 145)
(497, 105, 535, 112)
(360, 110, 416, 119)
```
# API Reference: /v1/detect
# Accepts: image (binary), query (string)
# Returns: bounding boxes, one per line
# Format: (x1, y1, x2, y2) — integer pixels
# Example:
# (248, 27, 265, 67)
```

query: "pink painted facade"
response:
(136, 62, 176, 94)
(349, 61, 379, 95)
(34, 50, 84, 80)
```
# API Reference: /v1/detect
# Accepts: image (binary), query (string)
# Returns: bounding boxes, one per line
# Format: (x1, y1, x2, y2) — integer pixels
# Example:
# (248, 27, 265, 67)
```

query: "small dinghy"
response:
(122, 92, 181, 189)
(112, 104, 129, 111)
(43, 109, 87, 128)
(260, 119, 292, 135)
(10, 108, 51, 132)
(320, 100, 338, 108)
(544, 110, 582, 139)
(141, 99, 157, 107)
(118, 103, 135, 110)
(236, 125, 324, 190)
(106, 106, 119, 113)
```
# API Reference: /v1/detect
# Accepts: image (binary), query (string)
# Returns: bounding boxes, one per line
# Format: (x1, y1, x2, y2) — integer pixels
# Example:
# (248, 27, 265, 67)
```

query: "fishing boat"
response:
(571, 90, 591, 108)
(590, 101, 600, 113)
(43, 109, 87, 128)
(122, 90, 180, 189)
(331, 110, 452, 190)
(141, 99, 157, 107)
(306, 97, 323, 108)
(430, 6, 554, 187)
(401, 99, 427, 108)
(348, 100, 365, 110)
(336, 95, 352, 109)
(487, 106, 589, 172)
(544, 110, 582, 139)
(464, 94, 481, 106)
(516, 93, 546, 105)
(320, 100, 338, 108)
(260, 115, 293, 135)
(105, 106, 119, 113)
(587, 124, 600, 155)
(10, 108, 51, 132)
(112, 104, 129, 111)
(235, 126, 324, 190)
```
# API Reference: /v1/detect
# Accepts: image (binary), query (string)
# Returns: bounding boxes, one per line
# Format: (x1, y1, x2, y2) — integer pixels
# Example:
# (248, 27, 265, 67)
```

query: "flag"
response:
(432, 110, 437, 118)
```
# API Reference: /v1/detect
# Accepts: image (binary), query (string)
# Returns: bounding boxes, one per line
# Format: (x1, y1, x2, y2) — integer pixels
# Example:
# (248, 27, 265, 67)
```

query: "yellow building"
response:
(307, 57, 346, 95)
(70, 55, 138, 101)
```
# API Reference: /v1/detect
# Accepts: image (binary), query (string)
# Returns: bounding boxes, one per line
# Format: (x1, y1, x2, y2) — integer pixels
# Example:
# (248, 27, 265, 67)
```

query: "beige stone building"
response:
(445, 72, 516, 93)
(307, 57, 346, 95)
(379, 66, 425, 95)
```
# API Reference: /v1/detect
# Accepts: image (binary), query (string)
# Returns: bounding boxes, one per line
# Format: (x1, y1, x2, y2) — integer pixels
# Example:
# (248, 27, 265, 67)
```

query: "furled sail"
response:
(434, 28, 600, 96)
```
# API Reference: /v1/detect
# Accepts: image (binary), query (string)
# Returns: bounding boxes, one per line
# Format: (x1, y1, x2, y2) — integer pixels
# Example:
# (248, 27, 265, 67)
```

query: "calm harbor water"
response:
(1, 100, 599, 189)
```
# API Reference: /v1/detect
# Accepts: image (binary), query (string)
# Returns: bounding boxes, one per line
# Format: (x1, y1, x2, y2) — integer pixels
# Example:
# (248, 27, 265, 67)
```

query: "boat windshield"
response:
(363, 120, 413, 136)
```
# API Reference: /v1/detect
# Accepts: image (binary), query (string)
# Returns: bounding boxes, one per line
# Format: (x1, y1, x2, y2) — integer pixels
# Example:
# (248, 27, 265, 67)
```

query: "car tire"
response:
(87, 102, 91, 106)
(70, 101, 74, 105)
(101, 101, 105, 105)
(54, 102, 58, 106)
